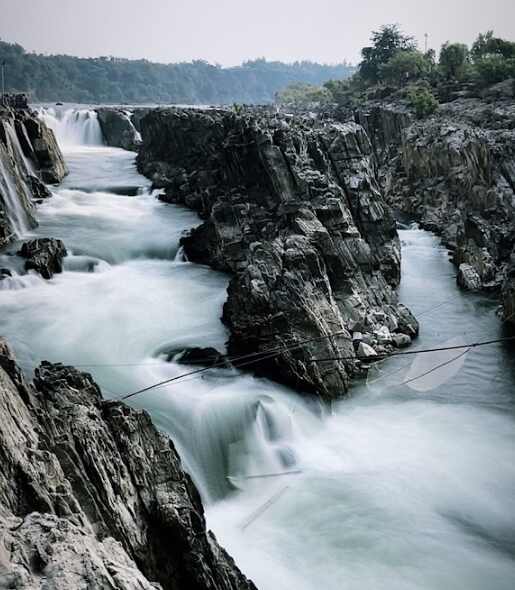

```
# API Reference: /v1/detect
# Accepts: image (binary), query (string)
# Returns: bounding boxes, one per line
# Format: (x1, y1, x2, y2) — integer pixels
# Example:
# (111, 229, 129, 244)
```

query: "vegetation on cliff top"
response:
(0, 40, 353, 104)
(276, 25, 515, 117)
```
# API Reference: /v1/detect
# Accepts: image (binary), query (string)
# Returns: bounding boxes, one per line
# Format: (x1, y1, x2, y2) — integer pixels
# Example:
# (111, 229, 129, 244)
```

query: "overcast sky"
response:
(0, 0, 514, 66)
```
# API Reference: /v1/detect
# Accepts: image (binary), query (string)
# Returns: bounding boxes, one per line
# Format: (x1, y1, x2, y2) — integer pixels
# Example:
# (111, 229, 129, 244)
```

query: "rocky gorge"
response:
(1, 90, 515, 590)
(353, 84, 515, 323)
(136, 107, 419, 399)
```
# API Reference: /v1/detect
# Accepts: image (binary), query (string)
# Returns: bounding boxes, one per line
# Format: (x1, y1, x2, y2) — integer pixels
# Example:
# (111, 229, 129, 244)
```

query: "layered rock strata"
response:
(0, 339, 256, 590)
(0, 99, 67, 248)
(356, 97, 515, 323)
(137, 107, 418, 398)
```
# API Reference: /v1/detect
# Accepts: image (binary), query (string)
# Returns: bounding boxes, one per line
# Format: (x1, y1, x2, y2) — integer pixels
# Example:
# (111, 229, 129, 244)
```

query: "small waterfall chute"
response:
(0, 141, 33, 237)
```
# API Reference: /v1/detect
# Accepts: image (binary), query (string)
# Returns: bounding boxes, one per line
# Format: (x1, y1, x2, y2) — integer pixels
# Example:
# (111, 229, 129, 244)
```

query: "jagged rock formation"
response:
(0, 339, 256, 590)
(356, 97, 515, 324)
(18, 238, 67, 279)
(137, 107, 418, 398)
(0, 100, 67, 248)
(97, 108, 142, 151)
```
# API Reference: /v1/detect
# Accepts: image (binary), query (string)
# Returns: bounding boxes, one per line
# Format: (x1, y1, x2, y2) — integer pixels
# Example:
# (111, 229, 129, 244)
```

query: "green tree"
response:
(275, 82, 331, 106)
(439, 43, 469, 79)
(359, 24, 416, 83)
(471, 31, 515, 62)
(379, 50, 430, 86)
(475, 55, 515, 85)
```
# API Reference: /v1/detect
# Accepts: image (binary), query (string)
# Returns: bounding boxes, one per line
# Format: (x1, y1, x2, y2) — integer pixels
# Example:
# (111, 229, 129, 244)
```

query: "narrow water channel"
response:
(1, 109, 514, 590)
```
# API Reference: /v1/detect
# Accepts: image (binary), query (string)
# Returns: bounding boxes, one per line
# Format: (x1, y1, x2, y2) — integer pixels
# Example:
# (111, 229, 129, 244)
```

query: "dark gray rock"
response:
(502, 252, 515, 324)
(97, 108, 142, 151)
(18, 238, 67, 279)
(356, 97, 515, 320)
(137, 107, 418, 399)
(22, 115, 67, 184)
(0, 339, 256, 590)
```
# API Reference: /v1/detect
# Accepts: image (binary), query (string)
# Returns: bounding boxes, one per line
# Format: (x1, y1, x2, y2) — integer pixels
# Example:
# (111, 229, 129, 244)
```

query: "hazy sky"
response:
(1, 0, 514, 65)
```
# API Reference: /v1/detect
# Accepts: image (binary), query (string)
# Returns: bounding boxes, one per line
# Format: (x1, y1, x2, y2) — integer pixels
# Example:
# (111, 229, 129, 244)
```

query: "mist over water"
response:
(1, 109, 514, 589)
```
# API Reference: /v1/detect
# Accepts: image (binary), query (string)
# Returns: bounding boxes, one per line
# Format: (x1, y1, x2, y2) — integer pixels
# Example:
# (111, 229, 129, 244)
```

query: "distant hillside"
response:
(0, 41, 354, 104)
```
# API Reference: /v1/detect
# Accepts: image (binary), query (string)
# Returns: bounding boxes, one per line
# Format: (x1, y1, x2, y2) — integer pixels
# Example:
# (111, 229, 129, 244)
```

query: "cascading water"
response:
(39, 107, 104, 147)
(0, 126, 34, 237)
(0, 110, 514, 589)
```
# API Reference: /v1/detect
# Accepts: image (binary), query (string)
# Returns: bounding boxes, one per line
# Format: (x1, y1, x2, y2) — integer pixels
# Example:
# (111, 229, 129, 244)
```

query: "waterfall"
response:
(0, 143, 32, 237)
(3, 120, 36, 176)
(39, 108, 104, 147)
(123, 110, 142, 143)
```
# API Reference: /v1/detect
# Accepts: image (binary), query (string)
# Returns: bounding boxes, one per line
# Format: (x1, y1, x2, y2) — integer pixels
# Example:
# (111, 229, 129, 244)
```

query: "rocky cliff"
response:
(355, 94, 515, 323)
(137, 107, 418, 399)
(0, 339, 256, 590)
(0, 100, 67, 248)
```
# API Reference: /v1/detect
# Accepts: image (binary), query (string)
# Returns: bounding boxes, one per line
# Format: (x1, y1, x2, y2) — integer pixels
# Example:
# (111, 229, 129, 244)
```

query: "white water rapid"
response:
(0, 108, 514, 590)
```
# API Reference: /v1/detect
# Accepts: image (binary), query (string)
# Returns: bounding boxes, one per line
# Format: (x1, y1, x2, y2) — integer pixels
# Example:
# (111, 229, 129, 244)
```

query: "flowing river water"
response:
(1, 109, 515, 589)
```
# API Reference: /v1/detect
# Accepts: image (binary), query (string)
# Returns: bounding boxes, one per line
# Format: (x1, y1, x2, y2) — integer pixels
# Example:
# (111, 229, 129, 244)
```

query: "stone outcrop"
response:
(97, 108, 142, 151)
(18, 238, 67, 279)
(21, 115, 68, 184)
(355, 97, 515, 322)
(137, 107, 418, 399)
(0, 339, 256, 590)
(0, 100, 67, 248)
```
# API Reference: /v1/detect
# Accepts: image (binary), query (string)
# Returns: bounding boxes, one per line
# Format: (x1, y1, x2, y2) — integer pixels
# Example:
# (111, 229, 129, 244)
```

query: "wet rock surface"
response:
(18, 237, 67, 279)
(0, 339, 256, 590)
(21, 114, 68, 184)
(97, 108, 142, 151)
(0, 101, 67, 248)
(355, 97, 515, 320)
(137, 107, 418, 399)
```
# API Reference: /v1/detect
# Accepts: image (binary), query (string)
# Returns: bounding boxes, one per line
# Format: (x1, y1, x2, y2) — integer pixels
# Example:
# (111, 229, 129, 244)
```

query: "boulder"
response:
(18, 238, 67, 279)
(392, 333, 412, 348)
(357, 342, 378, 359)
(97, 108, 142, 151)
(158, 345, 229, 367)
(457, 263, 482, 292)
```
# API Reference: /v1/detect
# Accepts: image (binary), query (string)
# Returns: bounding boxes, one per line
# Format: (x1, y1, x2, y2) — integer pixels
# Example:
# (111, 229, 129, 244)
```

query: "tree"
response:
(471, 31, 515, 62)
(379, 50, 430, 86)
(275, 82, 331, 106)
(475, 55, 515, 85)
(439, 43, 469, 79)
(359, 24, 417, 83)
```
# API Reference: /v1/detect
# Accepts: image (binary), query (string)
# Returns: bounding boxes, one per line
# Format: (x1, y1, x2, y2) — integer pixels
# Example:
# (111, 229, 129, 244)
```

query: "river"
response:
(1, 108, 514, 590)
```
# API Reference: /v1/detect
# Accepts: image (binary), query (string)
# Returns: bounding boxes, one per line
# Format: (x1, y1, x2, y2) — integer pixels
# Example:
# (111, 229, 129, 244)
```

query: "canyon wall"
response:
(356, 95, 515, 323)
(137, 107, 418, 399)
